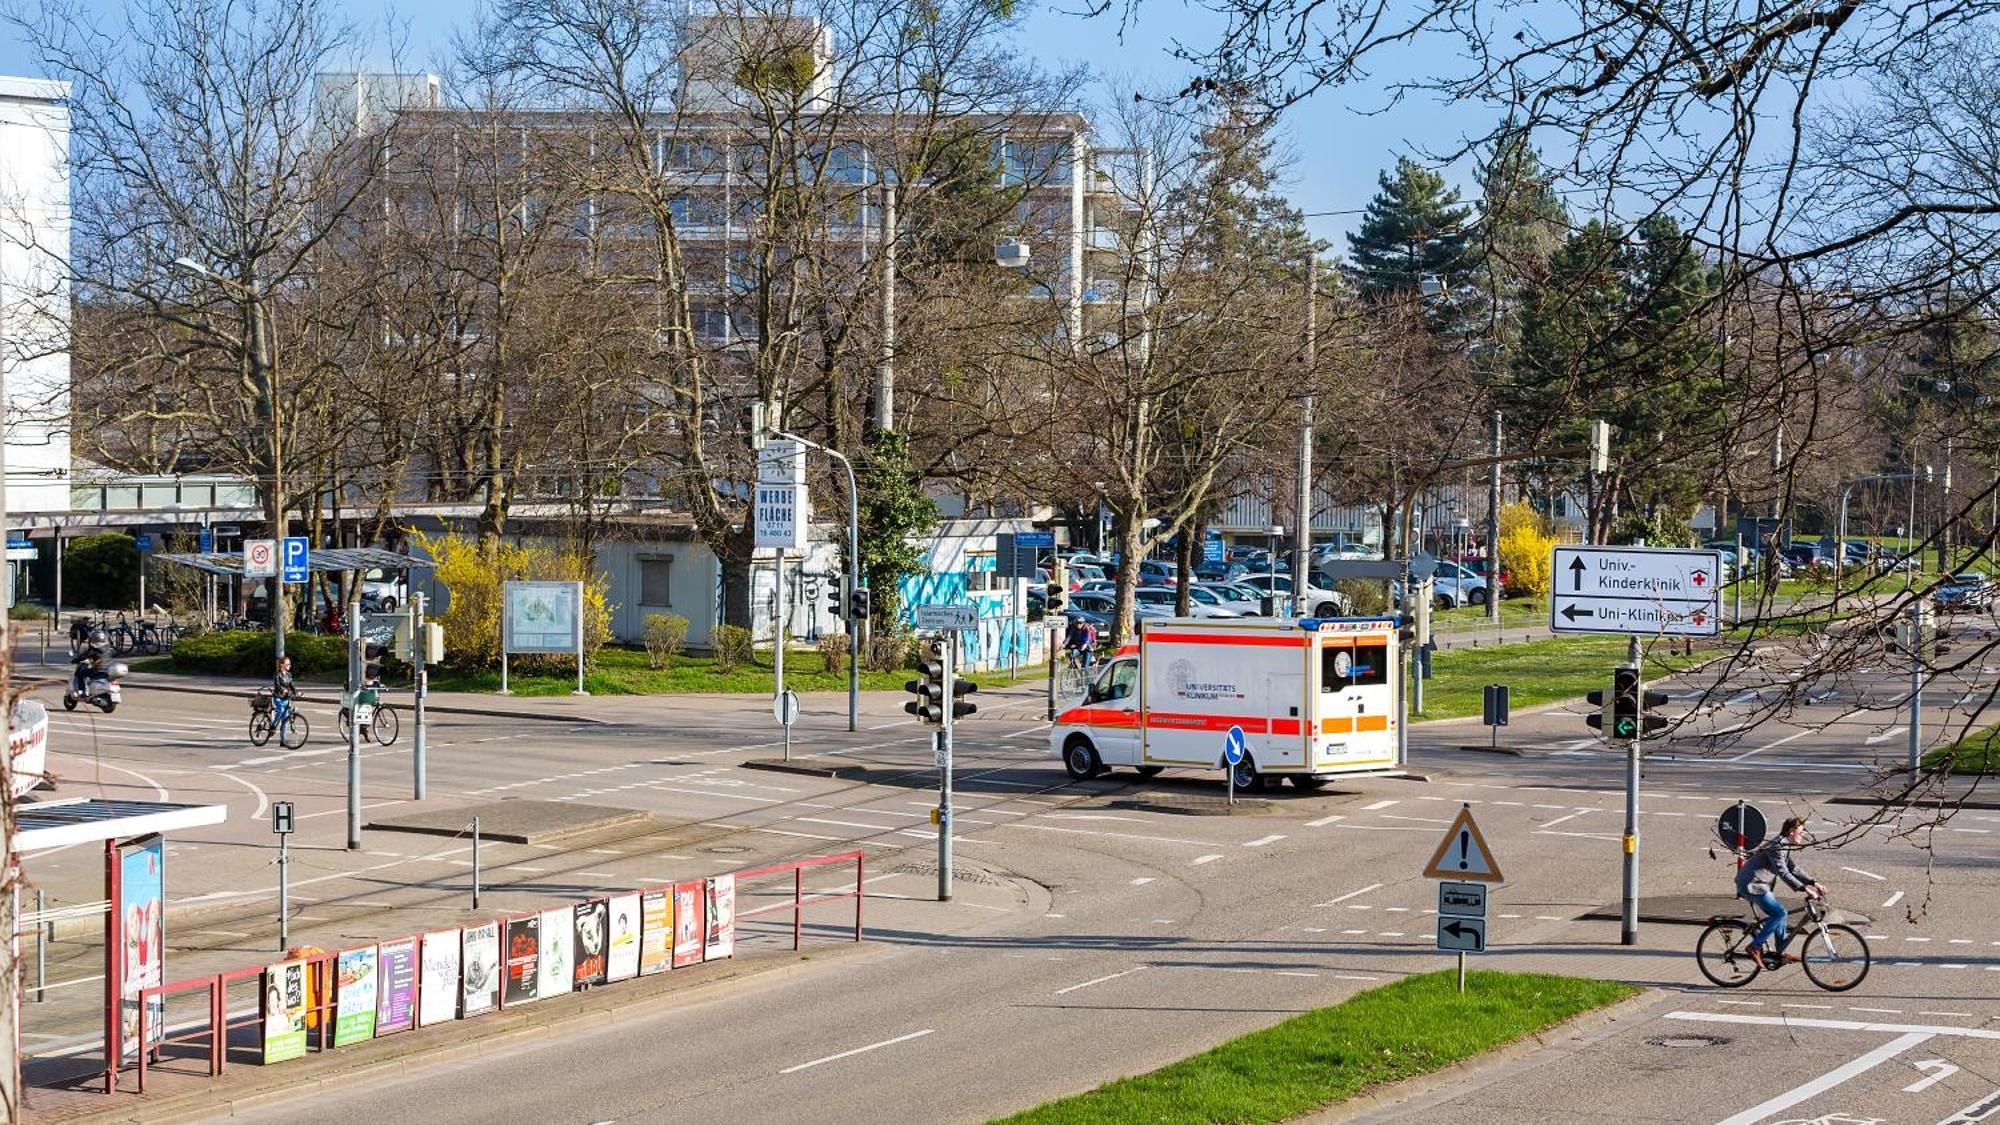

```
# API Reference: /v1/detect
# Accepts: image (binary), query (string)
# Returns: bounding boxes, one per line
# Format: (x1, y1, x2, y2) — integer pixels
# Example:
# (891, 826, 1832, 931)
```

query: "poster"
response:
(375, 938, 417, 1035)
(606, 893, 641, 982)
(333, 946, 379, 1046)
(573, 900, 609, 988)
(705, 874, 736, 961)
(261, 960, 310, 1064)
(638, 890, 671, 976)
(502, 915, 540, 1007)
(502, 581, 582, 653)
(419, 929, 461, 1027)
(672, 881, 704, 969)
(118, 835, 165, 1062)
(463, 922, 501, 1015)
(538, 907, 573, 998)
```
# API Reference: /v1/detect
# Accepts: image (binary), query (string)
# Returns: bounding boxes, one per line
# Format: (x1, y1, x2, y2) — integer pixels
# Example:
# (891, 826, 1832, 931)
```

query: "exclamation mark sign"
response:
(1458, 830, 1469, 869)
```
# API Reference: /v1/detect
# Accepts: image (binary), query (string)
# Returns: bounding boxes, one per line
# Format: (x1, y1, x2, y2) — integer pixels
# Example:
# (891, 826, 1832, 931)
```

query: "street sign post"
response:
(913, 604, 978, 631)
(774, 689, 801, 762)
(1223, 725, 1246, 807)
(1436, 916, 1487, 953)
(1718, 802, 1767, 858)
(197, 527, 214, 553)
(281, 537, 309, 585)
(1424, 808, 1501, 991)
(1549, 546, 1723, 636)
(1422, 805, 1503, 883)
(1437, 881, 1487, 917)
(272, 801, 294, 949)
(243, 539, 276, 579)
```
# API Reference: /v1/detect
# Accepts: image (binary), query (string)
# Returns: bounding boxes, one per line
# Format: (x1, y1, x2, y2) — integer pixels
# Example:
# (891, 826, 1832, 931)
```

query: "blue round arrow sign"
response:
(1223, 725, 1246, 765)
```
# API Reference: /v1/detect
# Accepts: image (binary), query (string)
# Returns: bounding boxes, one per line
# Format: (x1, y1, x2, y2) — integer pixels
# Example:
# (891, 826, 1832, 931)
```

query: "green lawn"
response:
(1433, 598, 1548, 630)
(421, 643, 1050, 697)
(1925, 724, 1999, 776)
(992, 970, 1636, 1125)
(1417, 634, 1637, 720)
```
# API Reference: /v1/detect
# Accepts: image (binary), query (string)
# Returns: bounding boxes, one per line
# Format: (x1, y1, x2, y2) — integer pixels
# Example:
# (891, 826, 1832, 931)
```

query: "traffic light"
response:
(828, 575, 849, 621)
(951, 676, 979, 720)
(1609, 664, 1640, 739)
(848, 584, 871, 622)
(1585, 686, 1606, 732)
(361, 642, 388, 685)
(902, 643, 979, 723)
(1640, 687, 1670, 736)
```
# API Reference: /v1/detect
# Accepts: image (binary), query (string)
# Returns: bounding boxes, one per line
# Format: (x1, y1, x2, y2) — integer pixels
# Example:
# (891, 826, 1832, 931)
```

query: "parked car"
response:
(1424, 560, 1491, 607)
(1191, 560, 1231, 581)
(1069, 591, 1170, 621)
(362, 568, 407, 611)
(1134, 587, 1239, 619)
(1232, 573, 1350, 616)
(1198, 581, 1261, 607)
(1935, 572, 1993, 612)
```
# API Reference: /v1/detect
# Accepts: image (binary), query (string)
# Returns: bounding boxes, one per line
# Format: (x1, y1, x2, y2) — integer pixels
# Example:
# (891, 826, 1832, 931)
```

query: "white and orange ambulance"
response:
(1050, 617, 1400, 789)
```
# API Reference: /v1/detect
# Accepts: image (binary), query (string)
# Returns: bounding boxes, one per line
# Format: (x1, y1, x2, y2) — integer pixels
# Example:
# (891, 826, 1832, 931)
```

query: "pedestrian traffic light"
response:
(828, 575, 849, 621)
(1046, 585, 1066, 616)
(848, 584, 871, 623)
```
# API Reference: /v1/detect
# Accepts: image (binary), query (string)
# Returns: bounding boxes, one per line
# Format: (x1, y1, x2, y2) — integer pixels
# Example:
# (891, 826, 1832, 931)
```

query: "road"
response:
(19, 608, 2000, 1124)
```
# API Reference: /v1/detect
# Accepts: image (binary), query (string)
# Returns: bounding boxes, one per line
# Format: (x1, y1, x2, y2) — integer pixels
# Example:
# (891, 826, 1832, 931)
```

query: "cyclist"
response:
(1062, 617, 1093, 668)
(1736, 815, 1825, 969)
(271, 655, 298, 715)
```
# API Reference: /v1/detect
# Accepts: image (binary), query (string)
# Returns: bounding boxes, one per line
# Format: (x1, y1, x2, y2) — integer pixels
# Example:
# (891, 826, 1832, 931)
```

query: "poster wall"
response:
(537, 907, 573, 999)
(573, 900, 609, 988)
(672, 881, 704, 969)
(606, 893, 641, 982)
(376, 938, 418, 1035)
(638, 890, 671, 976)
(705, 875, 736, 961)
(463, 922, 501, 1015)
(419, 929, 462, 1027)
(333, 946, 380, 1047)
(261, 960, 310, 1064)
(502, 915, 540, 1006)
(118, 835, 165, 1062)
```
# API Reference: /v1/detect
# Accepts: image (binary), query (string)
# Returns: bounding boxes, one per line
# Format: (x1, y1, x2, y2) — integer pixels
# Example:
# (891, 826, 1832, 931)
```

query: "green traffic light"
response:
(1615, 719, 1636, 736)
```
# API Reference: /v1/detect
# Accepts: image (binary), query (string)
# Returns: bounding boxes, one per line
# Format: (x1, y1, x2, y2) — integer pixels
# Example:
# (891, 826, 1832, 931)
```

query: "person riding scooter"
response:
(69, 626, 110, 697)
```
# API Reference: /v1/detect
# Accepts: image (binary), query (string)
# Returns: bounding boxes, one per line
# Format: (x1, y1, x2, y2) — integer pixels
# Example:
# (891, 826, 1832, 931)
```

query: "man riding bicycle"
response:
(1062, 618, 1098, 670)
(1736, 815, 1825, 969)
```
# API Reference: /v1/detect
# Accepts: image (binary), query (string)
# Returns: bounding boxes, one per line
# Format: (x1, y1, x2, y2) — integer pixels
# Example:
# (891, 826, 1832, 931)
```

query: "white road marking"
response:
(1865, 726, 1908, 745)
(1669, 1010, 2000, 1040)
(1190, 854, 1223, 866)
(1315, 883, 1383, 907)
(1129, 877, 1155, 886)
(1904, 1059, 1960, 1094)
(1360, 799, 1399, 811)
(1540, 809, 1594, 828)
(1713, 1029, 1933, 1125)
(1304, 814, 1346, 827)
(1726, 730, 1813, 762)
(1882, 890, 1905, 909)
(779, 1029, 936, 1074)
(1839, 866, 1885, 882)
(1242, 834, 1286, 847)
(213, 770, 268, 822)
(1940, 1087, 2000, 1124)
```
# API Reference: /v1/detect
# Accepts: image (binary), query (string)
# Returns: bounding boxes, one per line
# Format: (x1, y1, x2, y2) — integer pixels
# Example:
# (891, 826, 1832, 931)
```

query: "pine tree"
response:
(1343, 157, 1475, 307)
(1474, 127, 1568, 355)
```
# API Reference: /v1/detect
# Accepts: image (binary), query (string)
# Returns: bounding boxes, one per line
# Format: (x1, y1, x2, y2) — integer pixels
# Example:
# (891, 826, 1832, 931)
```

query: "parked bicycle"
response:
(1696, 896, 1871, 991)
(248, 689, 310, 750)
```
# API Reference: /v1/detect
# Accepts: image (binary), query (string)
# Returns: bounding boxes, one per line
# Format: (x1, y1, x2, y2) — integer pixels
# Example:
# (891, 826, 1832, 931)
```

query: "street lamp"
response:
(1834, 469, 1930, 605)
(173, 256, 287, 667)
(1267, 524, 1285, 617)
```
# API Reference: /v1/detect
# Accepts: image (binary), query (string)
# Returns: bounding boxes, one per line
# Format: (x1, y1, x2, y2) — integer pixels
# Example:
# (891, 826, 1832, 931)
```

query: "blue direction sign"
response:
(197, 527, 214, 552)
(281, 537, 309, 584)
(133, 534, 153, 552)
(1223, 725, 1247, 765)
(1014, 531, 1055, 548)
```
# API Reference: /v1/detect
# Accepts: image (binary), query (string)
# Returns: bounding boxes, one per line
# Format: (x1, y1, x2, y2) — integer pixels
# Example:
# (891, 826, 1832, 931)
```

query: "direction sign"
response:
(281, 537, 309, 584)
(1550, 546, 1722, 637)
(1222, 725, 1246, 766)
(133, 534, 153, 552)
(197, 527, 214, 553)
(1422, 804, 1504, 883)
(1436, 915, 1487, 952)
(1437, 881, 1488, 918)
(1717, 803, 1767, 851)
(244, 539, 277, 579)
(913, 604, 978, 631)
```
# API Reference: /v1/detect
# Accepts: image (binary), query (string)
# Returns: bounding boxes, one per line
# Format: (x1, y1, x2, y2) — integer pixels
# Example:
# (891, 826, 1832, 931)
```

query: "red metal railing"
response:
(732, 850, 865, 950)
(134, 975, 221, 1092)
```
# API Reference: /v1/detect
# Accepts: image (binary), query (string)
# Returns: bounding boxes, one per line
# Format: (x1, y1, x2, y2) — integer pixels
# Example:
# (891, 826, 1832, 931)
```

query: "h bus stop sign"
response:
(1222, 725, 1246, 765)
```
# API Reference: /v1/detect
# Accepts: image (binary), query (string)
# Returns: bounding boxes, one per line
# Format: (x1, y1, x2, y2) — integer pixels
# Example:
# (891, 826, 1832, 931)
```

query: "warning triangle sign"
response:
(1422, 805, 1503, 883)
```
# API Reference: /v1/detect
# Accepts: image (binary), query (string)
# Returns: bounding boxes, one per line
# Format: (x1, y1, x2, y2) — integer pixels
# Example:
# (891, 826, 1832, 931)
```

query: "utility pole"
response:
(1485, 412, 1502, 623)
(937, 641, 955, 902)
(1293, 256, 1317, 612)
(1621, 637, 1642, 946)
(774, 429, 862, 732)
(875, 185, 897, 432)
(0, 263, 20, 1117)
(1908, 601, 1925, 774)
(412, 591, 428, 799)
(346, 597, 362, 850)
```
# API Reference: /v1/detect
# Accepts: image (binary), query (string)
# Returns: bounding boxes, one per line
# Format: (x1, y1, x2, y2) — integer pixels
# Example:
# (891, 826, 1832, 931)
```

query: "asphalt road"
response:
(20, 609, 2000, 1125)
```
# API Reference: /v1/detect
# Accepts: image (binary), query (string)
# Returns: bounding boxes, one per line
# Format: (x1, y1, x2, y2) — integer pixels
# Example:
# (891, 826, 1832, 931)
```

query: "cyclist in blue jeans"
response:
(1736, 815, 1824, 969)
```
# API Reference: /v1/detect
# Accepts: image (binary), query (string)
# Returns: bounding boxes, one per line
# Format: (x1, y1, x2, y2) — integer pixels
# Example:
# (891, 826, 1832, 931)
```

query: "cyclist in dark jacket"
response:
(1735, 815, 1824, 967)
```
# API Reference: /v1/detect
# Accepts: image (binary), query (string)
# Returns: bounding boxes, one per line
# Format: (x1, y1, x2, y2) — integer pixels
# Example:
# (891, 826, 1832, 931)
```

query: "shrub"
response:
(816, 630, 849, 675)
(1335, 578, 1390, 616)
(867, 628, 916, 671)
(1497, 502, 1559, 599)
(409, 530, 611, 670)
(641, 613, 689, 670)
(9, 602, 47, 621)
(712, 624, 754, 672)
(63, 534, 139, 608)
(168, 630, 346, 677)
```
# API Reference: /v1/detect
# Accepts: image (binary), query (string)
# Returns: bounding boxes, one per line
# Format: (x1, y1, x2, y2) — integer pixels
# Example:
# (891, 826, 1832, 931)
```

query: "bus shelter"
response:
(153, 547, 431, 631)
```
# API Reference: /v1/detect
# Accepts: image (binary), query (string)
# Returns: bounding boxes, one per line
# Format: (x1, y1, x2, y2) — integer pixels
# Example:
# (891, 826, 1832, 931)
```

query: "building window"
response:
(640, 556, 674, 606)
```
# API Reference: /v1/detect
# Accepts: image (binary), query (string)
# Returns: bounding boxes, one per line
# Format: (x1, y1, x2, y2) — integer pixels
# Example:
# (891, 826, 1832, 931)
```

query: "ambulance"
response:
(1050, 617, 1400, 789)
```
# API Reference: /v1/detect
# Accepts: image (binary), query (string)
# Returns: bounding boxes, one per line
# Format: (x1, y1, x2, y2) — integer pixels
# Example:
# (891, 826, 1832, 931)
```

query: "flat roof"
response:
(18, 798, 227, 852)
(155, 546, 434, 578)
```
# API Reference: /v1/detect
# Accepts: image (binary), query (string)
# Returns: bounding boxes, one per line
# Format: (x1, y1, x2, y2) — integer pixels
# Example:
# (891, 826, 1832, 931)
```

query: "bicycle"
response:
(133, 616, 163, 656)
(248, 690, 311, 750)
(1058, 648, 1097, 696)
(1696, 896, 1871, 991)
(107, 612, 136, 656)
(338, 683, 400, 745)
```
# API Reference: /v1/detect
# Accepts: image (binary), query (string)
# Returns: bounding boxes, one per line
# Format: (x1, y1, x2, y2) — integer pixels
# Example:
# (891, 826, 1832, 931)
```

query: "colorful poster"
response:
(638, 890, 671, 976)
(333, 946, 379, 1046)
(118, 835, 166, 1062)
(606, 893, 641, 982)
(705, 875, 736, 961)
(375, 938, 417, 1034)
(261, 960, 310, 1064)
(463, 922, 501, 1015)
(502, 915, 539, 1007)
(672, 881, 704, 968)
(538, 907, 573, 998)
(419, 929, 461, 1026)
(573, 900, 609, 988)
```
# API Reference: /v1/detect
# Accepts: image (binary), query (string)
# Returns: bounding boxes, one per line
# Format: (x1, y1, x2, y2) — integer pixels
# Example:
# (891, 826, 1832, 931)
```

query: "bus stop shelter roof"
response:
(16, 798, 227, 851)
(153, 546, 432, 579)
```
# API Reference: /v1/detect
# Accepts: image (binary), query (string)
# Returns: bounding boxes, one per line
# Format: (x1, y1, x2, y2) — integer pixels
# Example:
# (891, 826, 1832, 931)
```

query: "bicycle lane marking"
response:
(1715, 1030, 1935, 1125)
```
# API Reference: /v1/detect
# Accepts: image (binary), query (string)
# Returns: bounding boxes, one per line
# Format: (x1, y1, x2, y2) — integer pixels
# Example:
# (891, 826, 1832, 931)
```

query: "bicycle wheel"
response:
(110, 627, 134, 656)
(337, 707, 351, 741)
(248, 712, 273, 748)
(371, 705, 399, 745)
(136, 626, 160, 656)
(1696, 919, 1763, 987)
(1801, 923, 1871, 991)
(279, 712, 310, 750)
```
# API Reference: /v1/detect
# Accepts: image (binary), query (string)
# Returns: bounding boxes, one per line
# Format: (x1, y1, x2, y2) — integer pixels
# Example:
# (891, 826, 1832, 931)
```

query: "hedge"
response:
(167, 630, 348, 678)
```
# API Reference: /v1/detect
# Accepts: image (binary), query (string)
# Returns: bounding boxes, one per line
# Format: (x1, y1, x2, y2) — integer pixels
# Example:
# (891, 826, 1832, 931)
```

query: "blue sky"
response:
(0, 0, 1496, 247)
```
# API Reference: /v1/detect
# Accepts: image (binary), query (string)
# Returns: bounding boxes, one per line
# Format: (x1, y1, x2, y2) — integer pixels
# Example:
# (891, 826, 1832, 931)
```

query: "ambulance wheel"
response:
(1292, 777, 1330, 790)
(1063, 737, 1103, 780)
(1136, 765, 1165, 778)
(1231, 755, 1263, 791)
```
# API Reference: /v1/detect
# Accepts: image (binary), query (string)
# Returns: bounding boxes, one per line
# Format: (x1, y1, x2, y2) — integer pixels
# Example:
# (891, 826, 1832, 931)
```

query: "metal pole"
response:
(413, 591, 427, 800)
(1227, 755, 1235, 807)
(1396, 560, 1410, 768)
(1485, 411, 1502, 623)
(500, 651, 508, 695)
(938, 639, 954, 903)
(1622, 636, 1641, 946)
(33, 892, 43, 1003)
(1458, 950, 1466, 993)
(1045, 622, 1056, 721)
(1734, 534, 1743, 624)
(277, 832, 289, 950)
(346, 597, 362, 850)
(773, 547, 786, 719)
(471, 817, 481, 908)
(875, 185, 896, 432)
(1908, 601, 1923, 773)
(775, 432, 860, 732)
(1295, 256, 1317, 608)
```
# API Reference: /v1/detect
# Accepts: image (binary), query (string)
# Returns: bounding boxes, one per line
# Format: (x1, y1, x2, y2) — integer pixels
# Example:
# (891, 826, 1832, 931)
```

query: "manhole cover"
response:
(699, 844, 754, 855)
(1646, 1034, 1730, 1049)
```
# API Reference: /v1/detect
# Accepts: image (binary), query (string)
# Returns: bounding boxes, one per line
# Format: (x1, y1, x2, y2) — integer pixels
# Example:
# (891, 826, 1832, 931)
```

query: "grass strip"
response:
(1417, 635, 1634, 721)
(1925, 723, 1999, 776)
(993, 970, 1636, 1125)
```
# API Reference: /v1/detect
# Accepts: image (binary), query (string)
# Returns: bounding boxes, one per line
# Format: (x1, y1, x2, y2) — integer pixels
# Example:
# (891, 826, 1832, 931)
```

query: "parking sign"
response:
(281, 537, 309, 584)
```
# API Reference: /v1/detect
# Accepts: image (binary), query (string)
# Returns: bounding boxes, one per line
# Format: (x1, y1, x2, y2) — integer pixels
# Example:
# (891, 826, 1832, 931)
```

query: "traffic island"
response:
(741, 756, 872, 780)
(366, 800, 651, 845)
(990, 970, 1638, 1125)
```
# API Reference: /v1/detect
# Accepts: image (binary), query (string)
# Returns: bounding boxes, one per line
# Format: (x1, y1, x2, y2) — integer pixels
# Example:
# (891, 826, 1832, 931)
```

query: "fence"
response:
(127, 850, 864, 1095)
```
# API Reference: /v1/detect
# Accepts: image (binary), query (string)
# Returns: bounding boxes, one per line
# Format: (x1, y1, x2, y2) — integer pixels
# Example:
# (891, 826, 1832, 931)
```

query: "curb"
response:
(1453, 744, 1525, 757)
(741, 757, 866, 780)
(1827, 794, 2000, 812)
(122, 677, 607, 725)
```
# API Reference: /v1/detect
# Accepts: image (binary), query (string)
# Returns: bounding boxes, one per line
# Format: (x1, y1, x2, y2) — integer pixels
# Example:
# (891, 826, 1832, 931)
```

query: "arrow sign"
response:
(1222, 725, 1246, 766)
(1570, 556, 1586, 591)
(1550, 596, 1720, 637)
(1903, 1059, 1959, 1093)
(1548, 547, 1723, 637)
(1435, 915, 1487, 952)
(1422, 804, 1503, 883)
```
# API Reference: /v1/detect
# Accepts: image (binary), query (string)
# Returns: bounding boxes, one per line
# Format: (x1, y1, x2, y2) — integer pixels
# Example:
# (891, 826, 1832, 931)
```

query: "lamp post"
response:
(1835, 469, 1927, 607)
(172, 257, 286, 667)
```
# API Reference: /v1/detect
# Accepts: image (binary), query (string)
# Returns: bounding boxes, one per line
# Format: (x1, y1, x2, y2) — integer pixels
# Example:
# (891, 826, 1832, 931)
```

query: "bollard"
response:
(471, 816, 481, 909)
(34, 890, 45, 1002)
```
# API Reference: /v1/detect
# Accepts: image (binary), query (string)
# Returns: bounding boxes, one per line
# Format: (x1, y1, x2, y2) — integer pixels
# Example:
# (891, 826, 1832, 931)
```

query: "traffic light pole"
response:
(774, 429, 860, 733)
(413, 591, 427, 800)
(1621, 636, 1641, 946)
(938, 639, 955, 903)
(347, 597, 363, 851)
